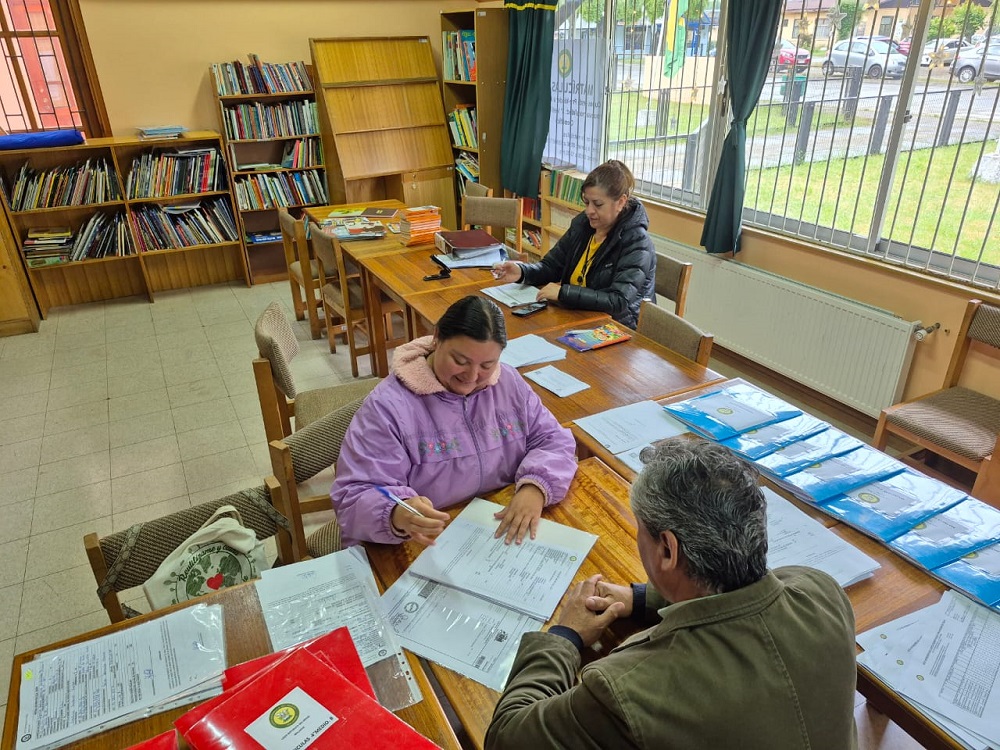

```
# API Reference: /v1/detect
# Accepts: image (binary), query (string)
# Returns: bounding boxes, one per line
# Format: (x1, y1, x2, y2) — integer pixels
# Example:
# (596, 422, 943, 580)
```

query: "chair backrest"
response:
(254, 302, 300, 443)
(278, 208, 321, 289)
(637, 300, 713, 366)
(311, 228, 363, 323)
(270, 397, 368, 556)
(84, 480, 297, 623)
(462, 195, 523, 255)
(946, 299, 1000, 387)
(653, 252, 693, 317)
(464, 181, 493, 198)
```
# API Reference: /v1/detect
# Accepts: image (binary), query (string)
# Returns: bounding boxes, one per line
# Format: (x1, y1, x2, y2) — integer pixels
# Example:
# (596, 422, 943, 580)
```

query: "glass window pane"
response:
(3, 0, 55, 32)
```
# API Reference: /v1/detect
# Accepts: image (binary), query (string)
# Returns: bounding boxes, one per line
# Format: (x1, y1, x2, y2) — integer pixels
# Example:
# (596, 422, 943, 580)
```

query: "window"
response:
(0, 0, 107, 135)
(545, 0, 1000, 291)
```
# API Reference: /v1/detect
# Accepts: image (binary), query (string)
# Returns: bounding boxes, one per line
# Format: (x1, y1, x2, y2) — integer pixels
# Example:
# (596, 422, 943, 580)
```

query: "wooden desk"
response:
(365, 457, 645, 749)
(1, 582, 460, 750)
(406, 286, 609, 343)
(518, 326, 726, 426)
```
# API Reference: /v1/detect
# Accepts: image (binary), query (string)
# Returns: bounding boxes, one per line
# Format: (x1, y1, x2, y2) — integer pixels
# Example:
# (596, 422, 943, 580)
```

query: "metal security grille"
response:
(0, 0, 87, 133)
(548, 0, 1000, 291)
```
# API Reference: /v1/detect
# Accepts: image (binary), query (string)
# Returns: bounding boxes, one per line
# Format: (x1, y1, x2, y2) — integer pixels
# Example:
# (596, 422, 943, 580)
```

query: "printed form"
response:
(575, 400, 688, 454)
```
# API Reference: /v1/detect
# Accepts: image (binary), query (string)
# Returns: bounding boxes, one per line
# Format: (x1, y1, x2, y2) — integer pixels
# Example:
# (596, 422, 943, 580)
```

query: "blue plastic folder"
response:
(663, 383, 801, 441)
(933, 542, 1000, 606)
(889, 499, 1000, 570)
(720, 413, 829, 460)
(822, 470, 968, 542)
(754, 429, 863, 478)
(781, 445, 906, 503)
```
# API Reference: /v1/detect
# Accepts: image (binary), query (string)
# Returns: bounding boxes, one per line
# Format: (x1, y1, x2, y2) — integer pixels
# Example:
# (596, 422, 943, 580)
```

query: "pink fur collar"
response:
(391, 336, 502, 396)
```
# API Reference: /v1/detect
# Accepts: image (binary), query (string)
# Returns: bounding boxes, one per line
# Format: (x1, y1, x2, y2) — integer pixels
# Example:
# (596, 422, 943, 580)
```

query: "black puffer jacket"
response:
(519, 199, 656, 329)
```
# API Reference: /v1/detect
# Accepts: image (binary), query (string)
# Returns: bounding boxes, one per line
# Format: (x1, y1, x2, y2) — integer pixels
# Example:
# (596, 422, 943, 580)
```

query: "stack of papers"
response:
(481, 283, 539, 308)
(500, 334, 566, 367)
(574, 401, 688, 471)
(381, 499, 597, 690)
(322, 218, 386, 241)
(256, 548, 421, 712)
(433, 247, 507, 268)
(857, 591, 1000, 749)
(137, 125, 187, 140)
(664, 382, 802, 440)
(764, 488, 880, 588)
(524, 366, 590, 397)
(17, 605, 225, 750)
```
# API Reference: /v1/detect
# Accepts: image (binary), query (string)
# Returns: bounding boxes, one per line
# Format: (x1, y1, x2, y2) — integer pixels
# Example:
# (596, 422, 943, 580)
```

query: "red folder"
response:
(181, 650, 439, 749)
(221, 627, 375, 699)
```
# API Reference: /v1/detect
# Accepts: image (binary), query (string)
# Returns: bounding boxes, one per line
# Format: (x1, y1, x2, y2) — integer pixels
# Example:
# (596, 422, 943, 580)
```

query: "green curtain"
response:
(500, 2, 556, 199)
(700, 0, 782, 254)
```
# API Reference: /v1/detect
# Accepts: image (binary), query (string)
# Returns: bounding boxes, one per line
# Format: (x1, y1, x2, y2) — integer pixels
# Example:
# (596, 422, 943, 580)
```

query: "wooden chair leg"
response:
(872, 411, 890, 450)
(289, 278, 305, 321)
(307, 294, 322, 340)
(972, 454, 1000, 510)
(346, 320, 361, 378)
(322, 301, 338, 354)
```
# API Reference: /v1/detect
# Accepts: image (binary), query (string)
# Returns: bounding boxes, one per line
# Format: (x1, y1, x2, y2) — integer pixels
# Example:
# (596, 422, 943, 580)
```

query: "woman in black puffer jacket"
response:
(493, 160, 656, 329)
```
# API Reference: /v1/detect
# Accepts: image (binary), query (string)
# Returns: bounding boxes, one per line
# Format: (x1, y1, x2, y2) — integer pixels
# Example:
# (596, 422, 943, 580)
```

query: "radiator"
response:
(653, 237, 921, 418)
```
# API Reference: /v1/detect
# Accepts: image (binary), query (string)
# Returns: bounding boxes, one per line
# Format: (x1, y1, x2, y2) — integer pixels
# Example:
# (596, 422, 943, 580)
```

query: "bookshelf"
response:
(0, 132, 249, 317)
(212, 57, 328, 284)
(441, 8, 508, 209)
(538, 167, 586, 256)
(310, 36, 457, 230)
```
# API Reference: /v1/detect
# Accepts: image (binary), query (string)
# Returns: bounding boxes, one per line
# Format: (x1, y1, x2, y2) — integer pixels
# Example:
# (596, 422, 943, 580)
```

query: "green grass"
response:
(746, 142, 1000, 265)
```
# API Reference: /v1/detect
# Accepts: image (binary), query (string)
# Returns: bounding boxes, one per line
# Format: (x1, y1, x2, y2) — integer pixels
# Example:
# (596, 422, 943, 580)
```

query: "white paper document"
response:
(524, 365, 589, 397)
(433, 248, 506, 268)
(500, 334, 567, 368)
(17, 605, 225, 750)
(481, 283, 539, 308)
(407, 498, 597, 620)
(382, 571, 544, 691)
(256, 547, 422, 711)
(857, 592, 1000, 749)
(764, 488, 880, 588)
(575, 400, 688, 454)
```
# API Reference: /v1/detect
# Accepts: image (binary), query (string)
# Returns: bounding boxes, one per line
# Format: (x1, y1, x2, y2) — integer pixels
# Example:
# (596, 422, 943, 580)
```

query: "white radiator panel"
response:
(654, 237, 921, 418)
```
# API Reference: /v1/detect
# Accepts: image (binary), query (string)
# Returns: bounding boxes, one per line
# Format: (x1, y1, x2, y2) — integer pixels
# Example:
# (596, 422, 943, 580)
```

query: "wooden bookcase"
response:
(310, 36, 457, 229)
(212, 65, 327, 284)
(538, 167, 586, 256)
(0, 132, 249, 317)
(440, 8, 508, 207)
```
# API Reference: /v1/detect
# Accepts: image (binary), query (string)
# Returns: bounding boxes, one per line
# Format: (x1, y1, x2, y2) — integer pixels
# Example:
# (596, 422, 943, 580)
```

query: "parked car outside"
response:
(821, 40, 907, 78)
(897, 37, 912, 55)
(951, 42, 1000, 83)
(854, 36, 904, 55)
(921, 38, 972, 66)
(772, 39, 811, 72)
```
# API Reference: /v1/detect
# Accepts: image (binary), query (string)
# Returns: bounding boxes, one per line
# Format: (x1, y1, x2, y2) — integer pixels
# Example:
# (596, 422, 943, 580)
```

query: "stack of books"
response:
(455, 152, 479, 184)
(23, 227, 73, 267)
(131, 198, 238, 251)
(137, 126, 187, 141)
(446, 105, 478, 148)
(323, 217, 386, 241)
(125, 148, 225, 198)
(399, 205, 441, 246)
(433, 228, 504, 267)
(9, 158, 121, 210)
(211, 56, 311, 96)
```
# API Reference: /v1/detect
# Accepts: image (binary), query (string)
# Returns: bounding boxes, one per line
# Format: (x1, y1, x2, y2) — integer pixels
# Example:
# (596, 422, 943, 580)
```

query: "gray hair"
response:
(631, 437, 768, 594)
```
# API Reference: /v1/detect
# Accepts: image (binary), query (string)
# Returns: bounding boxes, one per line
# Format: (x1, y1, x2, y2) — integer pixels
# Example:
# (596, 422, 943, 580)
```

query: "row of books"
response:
(455, 152, 480, 183)
(233, 170, 327, 210)
(220, 100, 320, 141)
(442, 29, 476, 81)
(69, 212, 135, 261)
(231, 139, 324, 173)
(547, 167, 587, 206)
(7, 158, 121, 211)
(446, 105, 478, 149)
(400, 205, 441, 246)
(125, 149, 226, 199)
(663, 381, 1000, 610)
(211, 56, 311, 96)
(520, 196, 541, 222)
(131, 199, 238, 252)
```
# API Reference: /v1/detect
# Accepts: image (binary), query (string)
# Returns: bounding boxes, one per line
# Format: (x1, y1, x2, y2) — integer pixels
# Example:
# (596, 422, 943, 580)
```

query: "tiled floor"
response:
(0, 282, 924, 748)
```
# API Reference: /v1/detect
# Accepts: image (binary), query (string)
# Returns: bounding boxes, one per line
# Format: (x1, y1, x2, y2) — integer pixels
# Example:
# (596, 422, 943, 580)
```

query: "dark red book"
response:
(181, 650, 439, 749)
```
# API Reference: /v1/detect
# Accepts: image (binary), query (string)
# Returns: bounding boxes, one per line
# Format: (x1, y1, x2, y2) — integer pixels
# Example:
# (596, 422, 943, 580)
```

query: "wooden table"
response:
(517, 323, 726, 426)
(1, 582, 460, 750)
(365, 457, 647, 749)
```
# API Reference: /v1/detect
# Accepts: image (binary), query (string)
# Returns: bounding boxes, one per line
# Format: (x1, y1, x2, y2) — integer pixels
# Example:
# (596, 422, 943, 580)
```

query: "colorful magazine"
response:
(557, 322, 632, 352)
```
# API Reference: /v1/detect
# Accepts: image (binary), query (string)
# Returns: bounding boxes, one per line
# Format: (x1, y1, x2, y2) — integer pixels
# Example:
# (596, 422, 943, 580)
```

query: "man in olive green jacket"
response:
(485, 438, 858, 750)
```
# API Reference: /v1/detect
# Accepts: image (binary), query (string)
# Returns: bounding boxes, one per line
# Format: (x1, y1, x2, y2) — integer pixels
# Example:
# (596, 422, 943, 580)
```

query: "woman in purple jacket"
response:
(331, 295, 577, 548)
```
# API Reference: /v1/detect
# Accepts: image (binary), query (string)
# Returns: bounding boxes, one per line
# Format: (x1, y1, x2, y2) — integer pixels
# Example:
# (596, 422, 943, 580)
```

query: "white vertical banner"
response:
(544, 38, 606, 173)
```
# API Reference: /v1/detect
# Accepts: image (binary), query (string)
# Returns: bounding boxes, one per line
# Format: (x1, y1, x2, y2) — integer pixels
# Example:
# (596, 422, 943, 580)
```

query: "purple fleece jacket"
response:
(330, 336, 578, 546)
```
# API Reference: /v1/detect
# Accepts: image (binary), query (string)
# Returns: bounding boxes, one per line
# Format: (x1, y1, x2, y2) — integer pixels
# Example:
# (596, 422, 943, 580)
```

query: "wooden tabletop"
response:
(359, 247, 500, 299)
(365, 457, 645, 750)
(1, 582, 460, 750)
(406, 286, 610, 342)
(303, 199, 406, 227)
(518, 326, 726, 426)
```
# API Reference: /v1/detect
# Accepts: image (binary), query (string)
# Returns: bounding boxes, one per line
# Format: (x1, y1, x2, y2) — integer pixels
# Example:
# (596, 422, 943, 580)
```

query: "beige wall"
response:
(78, 0, 1000, 405)
(78, 0, 501, 135)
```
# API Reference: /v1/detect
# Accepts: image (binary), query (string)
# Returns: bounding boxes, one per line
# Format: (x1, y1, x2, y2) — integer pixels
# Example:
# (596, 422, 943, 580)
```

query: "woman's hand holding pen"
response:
(390, 496, 449, 546)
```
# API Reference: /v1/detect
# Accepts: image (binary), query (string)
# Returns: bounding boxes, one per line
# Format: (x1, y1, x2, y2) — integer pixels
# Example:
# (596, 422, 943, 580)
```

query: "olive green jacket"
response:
(485, 567, 858, 750)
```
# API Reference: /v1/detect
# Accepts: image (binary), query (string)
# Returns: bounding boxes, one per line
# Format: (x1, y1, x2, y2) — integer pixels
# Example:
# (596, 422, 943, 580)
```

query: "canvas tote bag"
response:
(143, 504, 270, 609)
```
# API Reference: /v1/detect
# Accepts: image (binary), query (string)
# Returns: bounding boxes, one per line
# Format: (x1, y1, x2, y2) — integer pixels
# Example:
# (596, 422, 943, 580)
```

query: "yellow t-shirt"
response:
(570, 235, 603, 286)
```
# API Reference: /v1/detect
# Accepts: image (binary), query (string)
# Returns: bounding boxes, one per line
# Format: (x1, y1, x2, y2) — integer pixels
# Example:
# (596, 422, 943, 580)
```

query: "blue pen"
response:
(377, 486, 426, 518)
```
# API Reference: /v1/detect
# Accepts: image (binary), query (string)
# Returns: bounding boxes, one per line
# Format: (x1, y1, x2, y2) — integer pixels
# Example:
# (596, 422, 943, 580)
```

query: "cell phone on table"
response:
(512, 302, 547, 317)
